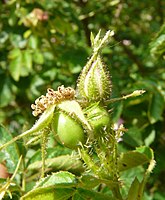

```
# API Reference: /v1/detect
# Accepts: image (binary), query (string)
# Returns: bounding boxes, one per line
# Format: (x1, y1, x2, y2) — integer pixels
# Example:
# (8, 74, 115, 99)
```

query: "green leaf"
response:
(21, 50, 32, 76)
(9, 49, 33, 79)
(27, 146, 72, 166)
(8, 49, 22, 81)
(28, 35, 38, 49)
(8, 48, 21, 59)
(78, 175, 101, 189)
(123, 127, 143, 147)
(33, 51, 44, 64)
(0, 77, 14, 108)
(21, 188, 75, 200)
(53, 17, 72, 35)
(150, 34, 165, 59)
(118, 151, 150, 171)
(21, 172, 77, 200)
(27, 155, 84, 174)
(148, 91, 164, 124)
(35, 171, 77, 188)
(154, 192, 165, 200)
(135, 146, 154, 160)
(144, 130, 156, 146)
(73, 188, 115, 200)
(127, 177, 140, 200)
(150, 23, 165, 59)
(0, 125, 20, 173)
(0, 105, 55, 151)
(10, 34, 27, 48)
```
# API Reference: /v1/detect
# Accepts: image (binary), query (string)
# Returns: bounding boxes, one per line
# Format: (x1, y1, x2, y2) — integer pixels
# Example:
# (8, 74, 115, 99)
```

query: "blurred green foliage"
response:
(0, 0, 165, 199)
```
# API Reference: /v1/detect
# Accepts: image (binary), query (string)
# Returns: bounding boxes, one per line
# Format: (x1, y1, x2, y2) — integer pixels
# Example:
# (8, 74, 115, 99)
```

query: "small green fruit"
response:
(52, 112, 85, 149)
(86, 105, 110, 133)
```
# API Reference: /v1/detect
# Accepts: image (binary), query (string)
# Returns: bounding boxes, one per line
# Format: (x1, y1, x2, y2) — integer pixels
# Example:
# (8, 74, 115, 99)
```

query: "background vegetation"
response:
(0, 0, 165, 199)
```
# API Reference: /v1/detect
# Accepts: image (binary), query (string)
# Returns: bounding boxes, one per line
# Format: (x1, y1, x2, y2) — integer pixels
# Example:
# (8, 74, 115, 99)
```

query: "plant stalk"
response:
(41, 128, 49, 178)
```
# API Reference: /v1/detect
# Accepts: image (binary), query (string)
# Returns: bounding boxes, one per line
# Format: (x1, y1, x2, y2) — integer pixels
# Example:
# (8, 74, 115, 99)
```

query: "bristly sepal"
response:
(76, 30, 114, 103)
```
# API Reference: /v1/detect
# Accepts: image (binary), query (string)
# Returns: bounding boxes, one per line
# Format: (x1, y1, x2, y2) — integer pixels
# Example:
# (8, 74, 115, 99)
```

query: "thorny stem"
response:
(95, 138, 111, 176)
(83, 129, 123, 199)
(80, 148, 100, 174)
(111, 131, 123, 200)
(102, 129, 123, 200)
(41, 128, 49, 178)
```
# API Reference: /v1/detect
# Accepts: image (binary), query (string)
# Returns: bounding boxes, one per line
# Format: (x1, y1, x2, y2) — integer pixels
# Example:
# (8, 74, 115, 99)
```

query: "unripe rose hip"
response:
(86, 104, 110, 134)
(51, 112, 85, 149)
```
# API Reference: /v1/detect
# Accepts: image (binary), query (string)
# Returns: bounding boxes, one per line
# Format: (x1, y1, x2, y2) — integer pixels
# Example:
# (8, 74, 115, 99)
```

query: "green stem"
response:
(95, 132, 123, 199)
(111, 183, 123, 200)
(0, 156, 22, 193)
(21, 159, 26, 192)
(111, 132, 123, 200)
(137, 159, 156, 200)
(105, 90, 146, 104)
(77, 90, 145, 106)
(80, 148, 100, 174)
(41, 128, 49, 178)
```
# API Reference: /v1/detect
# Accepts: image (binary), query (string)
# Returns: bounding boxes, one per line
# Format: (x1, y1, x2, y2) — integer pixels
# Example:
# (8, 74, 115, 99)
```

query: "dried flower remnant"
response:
(31, 85, 75, 116)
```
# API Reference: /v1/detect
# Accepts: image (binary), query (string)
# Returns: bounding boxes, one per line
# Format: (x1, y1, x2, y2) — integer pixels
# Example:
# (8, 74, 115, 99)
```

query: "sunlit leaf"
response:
(21, 50, 32, 75)
(28, 35, 38, 49)
(8, 49, 22, 81)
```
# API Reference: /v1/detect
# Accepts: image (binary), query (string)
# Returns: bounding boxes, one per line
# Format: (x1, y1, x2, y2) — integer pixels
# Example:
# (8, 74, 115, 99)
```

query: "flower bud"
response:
(77, 55, 112, 102)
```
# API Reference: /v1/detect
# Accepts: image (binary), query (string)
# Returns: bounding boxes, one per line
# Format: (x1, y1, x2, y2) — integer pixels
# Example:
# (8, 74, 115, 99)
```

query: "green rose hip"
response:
(86, 104, 110, 134)
(52, 112, 85, 149)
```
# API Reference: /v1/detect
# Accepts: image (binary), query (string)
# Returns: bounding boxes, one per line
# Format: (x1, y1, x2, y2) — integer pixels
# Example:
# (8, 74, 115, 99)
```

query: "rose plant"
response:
(0, 30, 155, 200)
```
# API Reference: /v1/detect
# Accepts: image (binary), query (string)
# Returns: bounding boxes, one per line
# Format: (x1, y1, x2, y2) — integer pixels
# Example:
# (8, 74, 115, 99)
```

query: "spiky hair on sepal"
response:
(76, 30, 113, 104)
